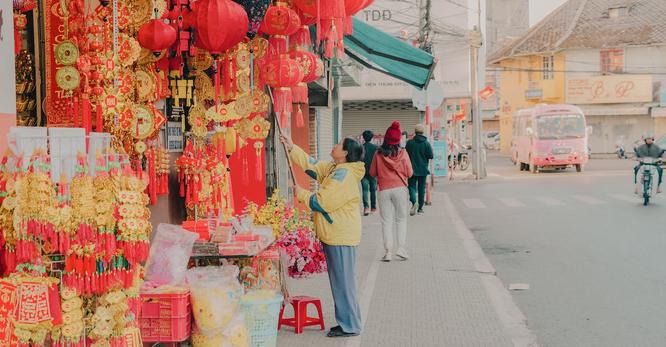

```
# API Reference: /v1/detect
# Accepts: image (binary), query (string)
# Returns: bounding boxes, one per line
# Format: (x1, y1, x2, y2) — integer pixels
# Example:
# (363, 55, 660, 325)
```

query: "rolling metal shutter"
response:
(316, 107, 334, 161)
(342, 101, 421, 140)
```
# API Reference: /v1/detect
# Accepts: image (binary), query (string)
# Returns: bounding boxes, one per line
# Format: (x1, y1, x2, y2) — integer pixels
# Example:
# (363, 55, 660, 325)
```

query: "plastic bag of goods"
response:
(187, 266, 244, 334)
(144, 223, 198, 286)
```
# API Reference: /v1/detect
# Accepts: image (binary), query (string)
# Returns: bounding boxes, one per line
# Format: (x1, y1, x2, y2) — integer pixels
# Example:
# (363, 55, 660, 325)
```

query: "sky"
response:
(530, 0, 568, 26)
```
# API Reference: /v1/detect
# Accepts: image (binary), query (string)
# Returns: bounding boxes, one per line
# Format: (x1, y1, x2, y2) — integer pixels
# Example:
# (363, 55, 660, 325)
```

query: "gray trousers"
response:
(323, 243, 362, 334)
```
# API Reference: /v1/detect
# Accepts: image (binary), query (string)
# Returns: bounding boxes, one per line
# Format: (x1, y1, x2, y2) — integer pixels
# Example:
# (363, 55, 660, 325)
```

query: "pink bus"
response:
(511, 104, 589, 173)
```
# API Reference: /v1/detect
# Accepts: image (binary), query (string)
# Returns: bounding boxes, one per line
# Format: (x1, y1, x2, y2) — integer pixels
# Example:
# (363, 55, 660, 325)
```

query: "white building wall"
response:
(564, 47, 666, 152)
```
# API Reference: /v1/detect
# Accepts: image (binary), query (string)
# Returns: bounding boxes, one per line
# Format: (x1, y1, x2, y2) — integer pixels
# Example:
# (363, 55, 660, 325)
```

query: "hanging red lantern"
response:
(288, 50, 320, 127)
(293, 0, 347, 58)
(261, 3, 301, 59)
(289, 50, 319, 102)
(193, 0, 249, 57)
(261, 55, 303, 127)
(344, 0, 374, 35)
(138, 18, 177, 56)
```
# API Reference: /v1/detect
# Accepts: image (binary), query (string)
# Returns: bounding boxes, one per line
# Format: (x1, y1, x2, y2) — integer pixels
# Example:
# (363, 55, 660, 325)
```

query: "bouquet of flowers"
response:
(246, 191, 327, 278)
(277, 227, 327, 278)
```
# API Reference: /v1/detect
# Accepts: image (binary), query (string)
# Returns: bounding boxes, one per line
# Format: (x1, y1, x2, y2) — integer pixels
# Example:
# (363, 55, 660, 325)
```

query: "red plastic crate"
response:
(139, 291, 191, 342)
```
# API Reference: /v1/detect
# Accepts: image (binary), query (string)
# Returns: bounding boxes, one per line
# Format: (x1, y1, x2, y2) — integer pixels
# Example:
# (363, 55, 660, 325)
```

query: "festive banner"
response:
(0, 281, 17, 347)
(43, 0, 75, 127)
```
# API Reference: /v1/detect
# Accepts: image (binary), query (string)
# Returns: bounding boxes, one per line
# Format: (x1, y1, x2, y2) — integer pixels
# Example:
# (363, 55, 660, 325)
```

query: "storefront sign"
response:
(566, 75, 653, 104)
(525, 88, 543, 100)
(433, 140, 448, 177)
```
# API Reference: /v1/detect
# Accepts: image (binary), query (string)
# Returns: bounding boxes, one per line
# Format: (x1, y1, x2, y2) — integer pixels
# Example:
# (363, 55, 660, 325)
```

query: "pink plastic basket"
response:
(139, 291, 191, 342)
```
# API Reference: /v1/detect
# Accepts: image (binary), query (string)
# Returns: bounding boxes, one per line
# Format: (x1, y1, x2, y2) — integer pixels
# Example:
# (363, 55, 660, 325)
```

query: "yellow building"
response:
(492, 54, 566, 154)
(489, 0, 666, 154)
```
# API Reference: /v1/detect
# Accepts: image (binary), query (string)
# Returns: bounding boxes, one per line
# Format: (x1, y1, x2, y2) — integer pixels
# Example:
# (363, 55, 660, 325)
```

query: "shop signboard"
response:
(566, 75, 653, 104)
(166, 121, 183, 152)
(433, 139, 448, 177)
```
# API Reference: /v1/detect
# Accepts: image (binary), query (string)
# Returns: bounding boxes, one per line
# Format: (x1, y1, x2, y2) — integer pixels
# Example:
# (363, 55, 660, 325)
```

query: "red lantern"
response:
(261, 4, 301, 36)
(344, 0, 374, 35)
(289, 50, 319, 102)
(293, 0, 347, 58)
(193, 0, 249, 57)
(261, 55, 304, 127)
(138, 19, 177, 55)
(261, 4, 301, 59)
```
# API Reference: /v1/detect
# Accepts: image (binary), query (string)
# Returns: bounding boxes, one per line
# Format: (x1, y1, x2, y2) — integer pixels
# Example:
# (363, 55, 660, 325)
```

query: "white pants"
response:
(378, 187, 409, 253)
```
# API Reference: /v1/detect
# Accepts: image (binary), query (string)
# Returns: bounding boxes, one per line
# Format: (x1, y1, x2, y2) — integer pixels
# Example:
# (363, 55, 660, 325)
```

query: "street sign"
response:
(411, 81, 444, 111)
(479, 85, 496, 101)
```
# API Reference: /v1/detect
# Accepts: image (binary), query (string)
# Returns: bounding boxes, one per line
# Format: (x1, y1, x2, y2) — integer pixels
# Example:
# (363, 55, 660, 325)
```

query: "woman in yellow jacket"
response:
(281, 135, 365, 338)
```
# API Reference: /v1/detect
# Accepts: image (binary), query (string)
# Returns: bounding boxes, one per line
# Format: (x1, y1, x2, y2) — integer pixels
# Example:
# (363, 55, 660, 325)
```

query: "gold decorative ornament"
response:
(55, 41, 80, 66)
(249, 37, 268, 60)
(236, 45, 251, 70)
(193, 72, 215, 101)
(250, 89, 269, 114)
(236, 73, 250, 94)
(234, 93, 254, 118)
(135, 141, 147, 154)
(189, 50, 213, 71)
(56, 67, 81, 91)
(130, 104, 156, 140)
(135, 70, 157, 102)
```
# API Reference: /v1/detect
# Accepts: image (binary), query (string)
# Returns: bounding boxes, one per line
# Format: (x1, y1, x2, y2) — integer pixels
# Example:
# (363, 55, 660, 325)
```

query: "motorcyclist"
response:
(634, 133, 664, 193)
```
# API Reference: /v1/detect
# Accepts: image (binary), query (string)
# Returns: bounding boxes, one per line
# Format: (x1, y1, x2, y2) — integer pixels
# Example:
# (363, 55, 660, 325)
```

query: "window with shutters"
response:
(600, 49, 624, 74)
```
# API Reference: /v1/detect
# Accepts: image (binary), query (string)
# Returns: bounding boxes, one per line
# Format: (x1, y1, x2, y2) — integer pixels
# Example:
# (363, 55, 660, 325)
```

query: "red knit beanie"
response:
(384, 121, 402, 145)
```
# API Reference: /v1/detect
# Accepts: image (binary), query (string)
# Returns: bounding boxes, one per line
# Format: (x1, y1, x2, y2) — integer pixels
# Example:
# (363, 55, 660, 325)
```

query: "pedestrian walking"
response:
(361, 130, 378, 216)
(370, 121, 413, 262)
(406, 124, 434, 216)
(280, 135, 365, 338)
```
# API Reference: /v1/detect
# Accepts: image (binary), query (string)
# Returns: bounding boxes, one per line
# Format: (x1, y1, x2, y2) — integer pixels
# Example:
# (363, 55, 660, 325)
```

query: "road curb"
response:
(439, 191, 539, 347)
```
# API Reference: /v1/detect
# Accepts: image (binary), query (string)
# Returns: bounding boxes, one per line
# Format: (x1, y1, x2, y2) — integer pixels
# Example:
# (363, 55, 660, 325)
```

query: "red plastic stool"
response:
(278, 296, 325, 334)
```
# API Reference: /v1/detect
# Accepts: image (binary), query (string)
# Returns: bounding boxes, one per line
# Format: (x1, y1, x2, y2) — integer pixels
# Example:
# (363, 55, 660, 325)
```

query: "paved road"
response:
(443, 155, 666, 346)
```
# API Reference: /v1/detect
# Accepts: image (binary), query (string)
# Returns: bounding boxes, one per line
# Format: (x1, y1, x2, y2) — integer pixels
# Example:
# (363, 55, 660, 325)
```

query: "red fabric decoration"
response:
(294, 0, 347, 57)
(138, 19, 178, 54)
(343, 0, 374, 34)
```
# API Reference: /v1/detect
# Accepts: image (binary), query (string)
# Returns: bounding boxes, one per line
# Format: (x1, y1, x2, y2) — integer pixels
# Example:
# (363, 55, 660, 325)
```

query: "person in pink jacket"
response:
(370, 121, 414, 262)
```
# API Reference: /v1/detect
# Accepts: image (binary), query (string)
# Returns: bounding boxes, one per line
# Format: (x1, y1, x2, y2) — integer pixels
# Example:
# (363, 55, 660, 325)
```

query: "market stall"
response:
(0, 0, 376, 346)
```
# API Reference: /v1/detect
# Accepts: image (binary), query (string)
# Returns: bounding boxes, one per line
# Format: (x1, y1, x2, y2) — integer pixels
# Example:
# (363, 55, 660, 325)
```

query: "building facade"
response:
(490, 0, 666, 154)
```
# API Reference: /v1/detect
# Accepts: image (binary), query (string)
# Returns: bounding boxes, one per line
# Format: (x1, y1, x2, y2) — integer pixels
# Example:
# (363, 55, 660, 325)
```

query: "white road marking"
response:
(498, 197, 526, 207)
(463, 198, 487, 209)
(572, 195, 606, 205)
(607, 193, 638, 203)
(535, 196, 566, 206)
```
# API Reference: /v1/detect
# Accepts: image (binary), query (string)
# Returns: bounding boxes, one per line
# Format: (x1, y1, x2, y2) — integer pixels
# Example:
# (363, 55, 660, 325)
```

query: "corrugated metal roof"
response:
(488, 0, 666, 63)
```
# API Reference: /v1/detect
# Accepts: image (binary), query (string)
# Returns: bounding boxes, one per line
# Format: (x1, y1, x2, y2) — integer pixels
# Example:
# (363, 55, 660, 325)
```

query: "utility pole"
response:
(469, 26, 483, 179)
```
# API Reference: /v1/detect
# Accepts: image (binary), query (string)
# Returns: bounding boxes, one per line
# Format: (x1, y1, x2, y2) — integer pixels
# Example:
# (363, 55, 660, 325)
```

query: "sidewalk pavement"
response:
(277, 190, 537, 347)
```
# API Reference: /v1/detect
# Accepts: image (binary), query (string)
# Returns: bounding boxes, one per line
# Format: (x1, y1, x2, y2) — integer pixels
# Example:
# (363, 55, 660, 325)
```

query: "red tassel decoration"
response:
(82, 98, 92, 135)
(295, 106, 304, 128)
(97, 100, 105, 131)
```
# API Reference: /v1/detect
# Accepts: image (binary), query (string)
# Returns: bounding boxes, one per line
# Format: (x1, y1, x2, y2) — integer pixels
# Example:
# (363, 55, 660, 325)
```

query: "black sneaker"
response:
(327, 329, 360, 338)
(329, 325, 342, 333)
(417, 209, 424, 215)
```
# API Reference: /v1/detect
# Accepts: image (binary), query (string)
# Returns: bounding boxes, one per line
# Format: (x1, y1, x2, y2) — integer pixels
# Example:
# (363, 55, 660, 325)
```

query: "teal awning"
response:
(344, 18, 436, 90)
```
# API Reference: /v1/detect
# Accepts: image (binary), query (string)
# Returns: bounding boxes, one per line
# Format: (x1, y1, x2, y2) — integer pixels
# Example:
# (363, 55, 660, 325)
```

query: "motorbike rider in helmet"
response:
(634, 133, 665, 193)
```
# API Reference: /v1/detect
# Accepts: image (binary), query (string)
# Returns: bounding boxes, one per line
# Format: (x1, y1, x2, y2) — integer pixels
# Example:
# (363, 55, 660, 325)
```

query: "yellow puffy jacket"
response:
(290, 146, 364, 246)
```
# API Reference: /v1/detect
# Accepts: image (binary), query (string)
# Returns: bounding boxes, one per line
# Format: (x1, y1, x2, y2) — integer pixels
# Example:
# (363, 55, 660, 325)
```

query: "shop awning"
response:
(343, 18, 436, 90)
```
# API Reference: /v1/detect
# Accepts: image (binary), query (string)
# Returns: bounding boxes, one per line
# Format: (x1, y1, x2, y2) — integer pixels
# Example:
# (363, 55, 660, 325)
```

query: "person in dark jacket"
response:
(361, 130, 378, 215)
(633, 133, 664, 193)
(405, 124, 434, 215)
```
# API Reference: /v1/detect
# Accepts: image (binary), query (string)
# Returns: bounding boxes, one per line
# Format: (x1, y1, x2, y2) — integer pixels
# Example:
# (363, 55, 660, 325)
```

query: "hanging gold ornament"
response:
(135, 69, 157, 103)
(193, 72, 215, 101)
(236, 73, 250, 94)
(249, 37, 268, 60)
(189, 50, 213, 71)
(56, 67, 81, 91)
(250, 89, 270, 114)
(236, 45, 251, 71)
(55, 41, 80, 66)
(189, 103, 209, 139)
(235, 116, 271, 141)
(234, 94, 254, 119)
(117, 33, 141, 68)
(130, 104, 156, 140)
(206, 104, 241, 123)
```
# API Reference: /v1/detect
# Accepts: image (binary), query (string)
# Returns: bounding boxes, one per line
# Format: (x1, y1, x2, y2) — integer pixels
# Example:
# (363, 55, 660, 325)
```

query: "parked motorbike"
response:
(615, 143, 626, 159)
(637, 157, 662, 205)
